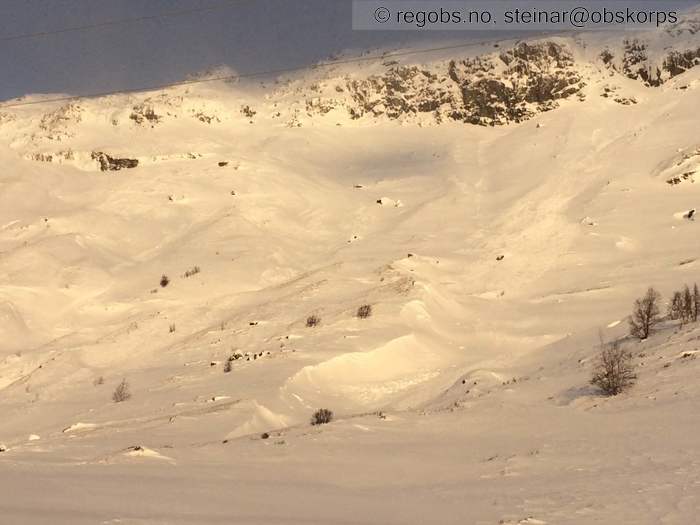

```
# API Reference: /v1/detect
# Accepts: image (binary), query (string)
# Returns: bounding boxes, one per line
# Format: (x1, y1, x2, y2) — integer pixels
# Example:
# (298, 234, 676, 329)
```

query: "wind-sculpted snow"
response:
(2, 25, 700, 525)
(658, 146, 700, 186)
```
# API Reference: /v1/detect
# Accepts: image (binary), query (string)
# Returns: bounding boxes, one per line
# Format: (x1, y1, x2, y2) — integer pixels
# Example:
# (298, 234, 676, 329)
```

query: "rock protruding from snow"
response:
(601, 38, 700, 87)
(344, 41, 585, 126)
(376, 197, 404, 208)
(449, 42, 584, 125)
(129, 104, 162, 125)
(91, 152, 139, 172)
(660, 147, 699, 186)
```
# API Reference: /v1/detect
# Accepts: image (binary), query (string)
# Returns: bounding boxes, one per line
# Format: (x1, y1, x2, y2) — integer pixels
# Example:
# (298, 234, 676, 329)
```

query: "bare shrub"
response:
(224, 358, 233, 373)
(306, 315, 320, 327)
(112, 379, 131, 403)
(356, 304, 372, 319)
(694, 283, 700, 322)
(629, 287, 661, 340)
(160, 274, 170, 288)
(590, 341, 636, 396)
(183, 266, 201, 278)
(311, 408, 333, 425)
(241, 105, 257, 118)
(93, 376, 104, 386)
(169, 323, 176, 333)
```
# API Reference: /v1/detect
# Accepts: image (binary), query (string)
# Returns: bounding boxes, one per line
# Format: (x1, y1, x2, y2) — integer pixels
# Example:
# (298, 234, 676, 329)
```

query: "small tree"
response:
(591, 341, 636, 396)
(311, 408, 333, 425)
(668, 285, 695, 327)
(682, 285, 694, 324)
(629, 287, 661, 340)
(668, 291, 686, 325)
(693, 283, 700, 323)
(112, 379, 131, 403)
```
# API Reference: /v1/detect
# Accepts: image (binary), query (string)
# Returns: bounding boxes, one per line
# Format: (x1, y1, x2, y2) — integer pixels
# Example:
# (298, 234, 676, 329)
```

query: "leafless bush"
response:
(93, 376, 104, 386)
(169, 323, 176, 333)
(240, 105, 257, 118)
(183, 266, 201, 278)
(224, 358, 233, 373)
(160, 274, 170, 288)
(306, 315, 320, 327)
(590, 341, 636, 396)
(112, 379, 131, 403)
(356, 304, 372, 319)
(629, 287, 661, 340)
(311, 408, 333, 425)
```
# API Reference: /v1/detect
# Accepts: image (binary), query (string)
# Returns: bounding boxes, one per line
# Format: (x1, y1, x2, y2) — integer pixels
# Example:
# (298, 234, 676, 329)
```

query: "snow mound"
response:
(123, 446, 174, 462)
(376, 197, 404, 207)
(225, 401, 291, 439)
(281, 334, 445, 411)
(62, 422, 98, 434)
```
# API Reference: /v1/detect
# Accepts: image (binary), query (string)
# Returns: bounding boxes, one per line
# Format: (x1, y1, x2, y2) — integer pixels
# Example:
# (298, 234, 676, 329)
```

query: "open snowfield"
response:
(1, 20, 700, 524)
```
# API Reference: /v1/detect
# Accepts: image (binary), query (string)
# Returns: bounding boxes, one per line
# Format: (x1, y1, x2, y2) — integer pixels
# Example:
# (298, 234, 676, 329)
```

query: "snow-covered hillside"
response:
(1, 21, 700, 525)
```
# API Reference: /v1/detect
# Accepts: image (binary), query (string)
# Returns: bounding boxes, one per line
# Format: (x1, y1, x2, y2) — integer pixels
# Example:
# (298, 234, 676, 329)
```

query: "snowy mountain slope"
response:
(1, 23, 700, 524)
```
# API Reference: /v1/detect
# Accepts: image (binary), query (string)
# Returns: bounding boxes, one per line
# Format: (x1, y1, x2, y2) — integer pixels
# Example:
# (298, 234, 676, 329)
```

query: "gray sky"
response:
(1, 0, 698, 102)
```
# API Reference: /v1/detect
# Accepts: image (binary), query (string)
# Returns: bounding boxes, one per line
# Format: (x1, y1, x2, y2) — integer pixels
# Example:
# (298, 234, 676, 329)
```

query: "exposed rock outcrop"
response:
(91, 152, 139, 171)
(343, 42, 585, 126)
(602, 39, 700, 87)
(129, 104, 161, 125)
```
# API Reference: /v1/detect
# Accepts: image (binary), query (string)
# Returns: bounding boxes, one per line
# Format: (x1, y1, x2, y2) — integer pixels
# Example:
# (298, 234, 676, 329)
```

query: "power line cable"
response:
(0, 39, 514, 109)
(0, 1, 242, 43)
